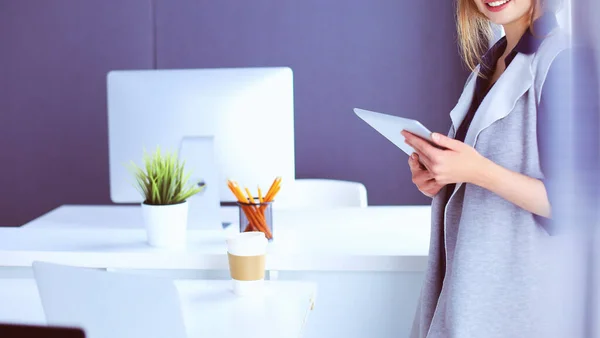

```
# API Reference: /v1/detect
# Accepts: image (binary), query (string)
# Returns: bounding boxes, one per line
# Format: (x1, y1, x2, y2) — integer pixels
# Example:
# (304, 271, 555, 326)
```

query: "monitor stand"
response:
(178, 136, 222, 230)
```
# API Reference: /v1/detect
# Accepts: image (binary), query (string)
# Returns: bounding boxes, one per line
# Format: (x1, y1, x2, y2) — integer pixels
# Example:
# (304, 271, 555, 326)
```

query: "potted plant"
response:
(128, 147, 204, 248)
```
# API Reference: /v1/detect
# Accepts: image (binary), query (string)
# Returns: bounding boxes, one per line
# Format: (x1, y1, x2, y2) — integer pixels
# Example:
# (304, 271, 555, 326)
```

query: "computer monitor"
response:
(107, 67, 295, 203)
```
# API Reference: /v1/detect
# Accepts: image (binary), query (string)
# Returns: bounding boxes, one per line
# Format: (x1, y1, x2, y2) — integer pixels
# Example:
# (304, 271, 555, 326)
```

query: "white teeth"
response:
(488, 0, 510, 7)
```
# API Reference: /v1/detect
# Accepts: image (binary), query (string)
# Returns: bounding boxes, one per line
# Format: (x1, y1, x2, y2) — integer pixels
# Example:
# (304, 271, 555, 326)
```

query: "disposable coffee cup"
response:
(226, 231, 268, 296)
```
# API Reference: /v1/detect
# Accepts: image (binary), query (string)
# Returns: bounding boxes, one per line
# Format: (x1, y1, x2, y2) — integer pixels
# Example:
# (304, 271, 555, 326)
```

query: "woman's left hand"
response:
(401, 130, 487, 185)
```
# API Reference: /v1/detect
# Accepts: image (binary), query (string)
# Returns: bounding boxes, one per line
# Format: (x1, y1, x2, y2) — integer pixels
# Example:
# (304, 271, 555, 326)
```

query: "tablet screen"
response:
(354, 108, 435, 156)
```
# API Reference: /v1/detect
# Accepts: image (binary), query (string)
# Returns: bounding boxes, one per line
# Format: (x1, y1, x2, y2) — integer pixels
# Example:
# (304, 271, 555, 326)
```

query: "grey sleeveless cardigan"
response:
(410, 30, 570, 338)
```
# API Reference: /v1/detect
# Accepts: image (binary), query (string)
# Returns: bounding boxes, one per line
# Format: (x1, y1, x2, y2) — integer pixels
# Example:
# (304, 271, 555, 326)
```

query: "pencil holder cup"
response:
(237, 201, 274, 241)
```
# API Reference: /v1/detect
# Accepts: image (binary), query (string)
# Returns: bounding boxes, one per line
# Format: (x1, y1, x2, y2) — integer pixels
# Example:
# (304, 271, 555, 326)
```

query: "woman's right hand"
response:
(408, 153, 444, 198)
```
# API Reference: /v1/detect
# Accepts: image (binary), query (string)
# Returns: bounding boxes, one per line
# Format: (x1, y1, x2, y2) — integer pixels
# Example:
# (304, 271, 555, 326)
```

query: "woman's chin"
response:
(482, 7, 532, 27)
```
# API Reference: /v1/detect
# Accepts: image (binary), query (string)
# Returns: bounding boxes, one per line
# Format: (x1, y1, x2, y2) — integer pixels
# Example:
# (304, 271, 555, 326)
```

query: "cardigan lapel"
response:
(447, 52, 535, 199)
(449, 69, 478, 134)
(462, 52, 534, 148)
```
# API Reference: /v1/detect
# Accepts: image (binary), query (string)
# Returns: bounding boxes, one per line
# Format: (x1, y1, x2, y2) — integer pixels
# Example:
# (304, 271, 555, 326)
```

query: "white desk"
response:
(4, 205, 431, 272)
(5, 205, 431, 338)
(22, 205, 241, 230)
(0, 279, 316, 338)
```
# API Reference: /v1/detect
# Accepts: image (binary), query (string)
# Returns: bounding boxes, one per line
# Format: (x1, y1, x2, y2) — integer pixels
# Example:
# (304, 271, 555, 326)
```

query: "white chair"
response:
(273, 179, 368, 209)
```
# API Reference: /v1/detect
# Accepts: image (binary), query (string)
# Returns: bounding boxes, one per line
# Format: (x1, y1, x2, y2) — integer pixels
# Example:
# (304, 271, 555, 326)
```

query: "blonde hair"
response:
(456, 0, 494, 73)
(456, 0, 562, 73)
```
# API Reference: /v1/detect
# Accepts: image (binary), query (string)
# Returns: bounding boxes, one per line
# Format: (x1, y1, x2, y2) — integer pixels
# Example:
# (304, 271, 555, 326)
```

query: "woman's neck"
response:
(502, 15, 531, 54)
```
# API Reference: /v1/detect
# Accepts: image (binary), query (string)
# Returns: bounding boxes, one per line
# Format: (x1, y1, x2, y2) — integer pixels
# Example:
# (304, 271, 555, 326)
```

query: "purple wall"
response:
(0, 1, 467, 226)
(0, 1, 154, 226)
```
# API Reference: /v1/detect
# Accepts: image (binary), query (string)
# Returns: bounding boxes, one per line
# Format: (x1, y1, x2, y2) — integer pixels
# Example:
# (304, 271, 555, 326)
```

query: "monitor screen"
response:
(107, 67, 295, 203)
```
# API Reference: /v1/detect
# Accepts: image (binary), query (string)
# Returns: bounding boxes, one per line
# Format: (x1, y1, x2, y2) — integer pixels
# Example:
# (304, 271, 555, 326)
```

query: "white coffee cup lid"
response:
(226, 232, 268, 256)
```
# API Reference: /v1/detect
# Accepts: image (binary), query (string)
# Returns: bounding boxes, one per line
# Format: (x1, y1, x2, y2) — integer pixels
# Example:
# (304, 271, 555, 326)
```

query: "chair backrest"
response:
(273, 179, 368, 209)
(32, 261, 187, 338)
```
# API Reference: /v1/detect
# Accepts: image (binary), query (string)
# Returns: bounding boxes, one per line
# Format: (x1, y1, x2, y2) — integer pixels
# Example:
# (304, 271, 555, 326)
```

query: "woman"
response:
(402, 0, 592, 337)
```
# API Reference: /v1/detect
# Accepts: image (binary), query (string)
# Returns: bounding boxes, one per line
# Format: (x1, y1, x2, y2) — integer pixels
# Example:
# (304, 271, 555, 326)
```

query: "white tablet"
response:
(354, 108, 435, 156)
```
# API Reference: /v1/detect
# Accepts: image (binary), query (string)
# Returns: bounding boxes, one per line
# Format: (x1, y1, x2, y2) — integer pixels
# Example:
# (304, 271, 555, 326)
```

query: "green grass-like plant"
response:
(128, 147, 204, 206)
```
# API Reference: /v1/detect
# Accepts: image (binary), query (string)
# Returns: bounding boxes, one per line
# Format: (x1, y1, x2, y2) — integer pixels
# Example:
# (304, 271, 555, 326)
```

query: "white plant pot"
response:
(141, 201, 189, 249)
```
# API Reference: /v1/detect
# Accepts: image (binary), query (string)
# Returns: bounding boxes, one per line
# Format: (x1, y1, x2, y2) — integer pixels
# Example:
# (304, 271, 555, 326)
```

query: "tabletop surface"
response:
(0, 205, 432, 271)
(23, 204, 431, 232)
(0, 278, 316, 338)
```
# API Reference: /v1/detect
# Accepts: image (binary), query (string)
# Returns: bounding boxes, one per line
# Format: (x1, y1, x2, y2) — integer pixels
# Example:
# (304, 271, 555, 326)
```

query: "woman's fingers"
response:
(412, 168, 434, 185)
(403, 131, 440, 161)
(408, 152, 441, 197)
(409, 157, 429, 179)
(423, 178, 442, 192)
(409, 153, 429, 172)
(408, 153, 421, 170)
(416, 152, 434, 172)
(420, 178, 443, 197)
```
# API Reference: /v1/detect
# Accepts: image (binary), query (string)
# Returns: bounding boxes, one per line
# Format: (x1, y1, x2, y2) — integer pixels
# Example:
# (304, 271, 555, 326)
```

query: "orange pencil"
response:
(228, 181, 263, 233)
(244, 187, 254, 204)
(241, 185, 270, 234)
(227, 182, 242, 201)
(244, 205, 272, 238)
(265, 177, 281, 201)
(232, 182, 248, 202)
(265, 177, 279, 199)
(260, 178, 281, 214)
(228, 180, 273, 238)
(227, 181, 247, 202)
